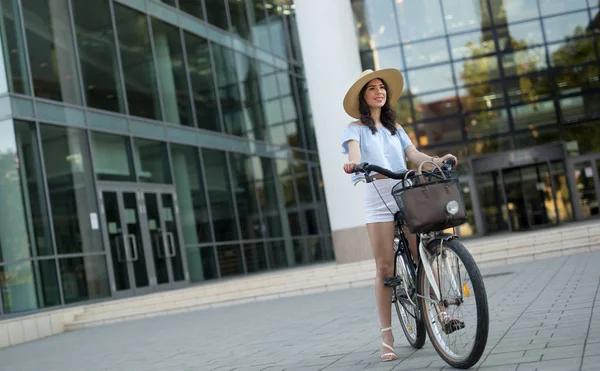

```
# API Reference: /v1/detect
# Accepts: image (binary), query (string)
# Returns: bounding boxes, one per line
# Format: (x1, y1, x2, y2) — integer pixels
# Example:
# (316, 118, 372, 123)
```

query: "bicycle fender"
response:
(425, 233, 458, 251)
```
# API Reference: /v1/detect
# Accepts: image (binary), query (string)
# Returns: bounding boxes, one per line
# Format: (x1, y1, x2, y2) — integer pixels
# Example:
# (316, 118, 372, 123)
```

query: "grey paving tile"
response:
(582, 355, 600, 371)
(515, 357, 581, 371)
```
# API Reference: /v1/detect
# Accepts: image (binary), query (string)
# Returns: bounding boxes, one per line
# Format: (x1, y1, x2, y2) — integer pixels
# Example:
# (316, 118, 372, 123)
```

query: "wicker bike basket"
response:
(392, 161, 467, 234)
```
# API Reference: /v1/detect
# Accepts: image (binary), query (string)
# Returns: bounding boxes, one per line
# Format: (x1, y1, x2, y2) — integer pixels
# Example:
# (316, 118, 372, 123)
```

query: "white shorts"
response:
(364, 178, 404, 223)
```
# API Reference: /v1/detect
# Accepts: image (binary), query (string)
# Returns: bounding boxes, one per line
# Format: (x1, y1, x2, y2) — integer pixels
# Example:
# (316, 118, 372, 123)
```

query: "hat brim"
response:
(343, 69, 404, 119)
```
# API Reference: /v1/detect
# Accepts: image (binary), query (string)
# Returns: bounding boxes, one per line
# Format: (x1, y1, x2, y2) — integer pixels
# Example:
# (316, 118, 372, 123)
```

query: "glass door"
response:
(143, 192, 186, 289)
(573, 161, 600, 218)
(100, 190, 152, 297)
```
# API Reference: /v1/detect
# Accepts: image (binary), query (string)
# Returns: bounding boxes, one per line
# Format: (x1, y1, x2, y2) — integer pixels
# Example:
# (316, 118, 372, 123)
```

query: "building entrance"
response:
(472, 143, 574, 234)
(98, 183, 188, 298)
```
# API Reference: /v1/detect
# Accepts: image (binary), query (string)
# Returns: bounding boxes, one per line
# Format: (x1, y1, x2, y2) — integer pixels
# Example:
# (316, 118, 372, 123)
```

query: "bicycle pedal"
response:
(442, 319, 465, 335)
(383, 276, 402, 287)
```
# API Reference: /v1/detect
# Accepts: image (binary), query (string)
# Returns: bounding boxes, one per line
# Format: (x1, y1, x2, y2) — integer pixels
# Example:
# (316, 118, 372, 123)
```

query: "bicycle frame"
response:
(394, 218, 444, 305)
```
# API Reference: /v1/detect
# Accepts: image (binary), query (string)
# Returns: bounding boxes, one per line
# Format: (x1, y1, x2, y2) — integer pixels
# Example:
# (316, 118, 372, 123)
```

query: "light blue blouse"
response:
(341, 124, 415, 184)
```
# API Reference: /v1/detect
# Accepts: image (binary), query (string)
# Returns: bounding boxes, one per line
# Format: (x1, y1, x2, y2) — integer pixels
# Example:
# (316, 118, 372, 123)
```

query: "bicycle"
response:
(353, 159, 489, 369)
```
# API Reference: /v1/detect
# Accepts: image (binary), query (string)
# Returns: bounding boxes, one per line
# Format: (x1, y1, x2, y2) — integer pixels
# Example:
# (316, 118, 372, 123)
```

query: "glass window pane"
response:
(212, 45, 245, 136)
(501, 47, 547, 77)
(506, 74, 552, 104)
(264, 1, 289, 58)
(560, 94, 600, 122)
(352, 0, 400, 50)
(539, 0, 588, 17)
(490, 0, 539, 24)
(555, 65, 600, 95)
(0, 0, 31, 94)
(404, 38, 449, 68)
(170, 144, 211, 244)
(543, 11, 592, 43)
(244, 242, 268, 273)
(468, 135, 513, 156)
(0, 121, 34, 261)
(394, 98, 413, 124)
(395, 0, 445, 42)
(73, 0, 125, 113)
(550, 161, 574, 222)
(564, 120, 600, 155)
(360, 46, 405, 72)
(184, 32, 221, 132)
(13, 121, 53, 258)
(202, 149, 238, 241)
(514, 125, 561, 150)
(454, 55, 500, 86)
(91, 132, 135, 182)
(407, 64, 454, 94)
(0, 260, 60, 313)
(229, 153, 263, 240)
(40, 124, 103, 255)
(266, 240, 289, 269)
(179, 0, 204, 20)
(22, 0, 82, 104)
(449, 30, 496, 60)
(217, 244, 243, 276)
(151, 18, 194, 127)
(276, 159, 296, 207)
(257, 157, 285, 238)
(186, 245, 218, 282)
(573, 162, 599, 218)
(293, 161, 313, 205)
(511, 101, 557, 131)
(59, 255, 110, 304)
(228, 0, 251, 40)
(465, 109, 510, 139)
(413, 89, 460, 121)
(458, 81, 505, 112)
(415, 118, 462, 146)
(248, 0, 270, 50)
(497, 20, 544, 52)
(133, 138, 172, 184)
(549, 37, 597, 67)
(287, 13, 303, 61)
(441, 0, 492, 34)
(161, 0, 176, 6)
(205, 0, 228, 30)
(239, 57, 268, 141)
(114, 4, 162, 120)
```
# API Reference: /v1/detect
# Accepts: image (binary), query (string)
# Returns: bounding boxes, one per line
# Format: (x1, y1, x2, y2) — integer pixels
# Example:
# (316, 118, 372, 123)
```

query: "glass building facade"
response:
(353, 0, 600, 237)
(0, 0, 332, 317)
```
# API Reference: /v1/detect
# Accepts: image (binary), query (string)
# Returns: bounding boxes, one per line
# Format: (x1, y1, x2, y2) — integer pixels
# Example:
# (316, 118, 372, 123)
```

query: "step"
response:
(4, 220, 600, 348)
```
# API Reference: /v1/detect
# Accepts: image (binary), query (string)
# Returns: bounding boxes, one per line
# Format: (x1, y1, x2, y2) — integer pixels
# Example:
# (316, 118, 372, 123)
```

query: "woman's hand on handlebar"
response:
(343, 161, 360, 174)
(438, 154, 458, 168)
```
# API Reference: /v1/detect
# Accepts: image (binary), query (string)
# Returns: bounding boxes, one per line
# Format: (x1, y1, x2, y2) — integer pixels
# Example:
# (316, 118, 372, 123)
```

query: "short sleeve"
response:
(396, 126, 415, 151)
(341, 124, 361, 154)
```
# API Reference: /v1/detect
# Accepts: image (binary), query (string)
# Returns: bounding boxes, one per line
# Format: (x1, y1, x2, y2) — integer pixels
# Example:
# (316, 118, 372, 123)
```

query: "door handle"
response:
(162, 232, 170, 259)
(128, 234, 139, 261)
(115, 234, 128, 262)
(154, 234, 165, 258)
(166, 232, 176, 257)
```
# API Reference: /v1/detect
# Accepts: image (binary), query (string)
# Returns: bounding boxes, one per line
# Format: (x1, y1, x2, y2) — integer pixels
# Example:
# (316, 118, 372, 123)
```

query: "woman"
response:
(341, 69, 457, 362)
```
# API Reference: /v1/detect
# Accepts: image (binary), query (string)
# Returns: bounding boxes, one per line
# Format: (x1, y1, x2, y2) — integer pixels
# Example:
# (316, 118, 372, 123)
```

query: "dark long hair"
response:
(358, 78, 398, 135)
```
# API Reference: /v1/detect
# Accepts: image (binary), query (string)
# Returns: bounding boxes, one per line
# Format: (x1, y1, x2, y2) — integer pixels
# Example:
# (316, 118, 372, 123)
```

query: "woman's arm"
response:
(343, 140, 361, 173)
(405, 146, 457, 167)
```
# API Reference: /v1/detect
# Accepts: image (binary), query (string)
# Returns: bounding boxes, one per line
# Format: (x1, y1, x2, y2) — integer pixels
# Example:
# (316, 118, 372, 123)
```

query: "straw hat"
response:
(343, 68, 404, 119)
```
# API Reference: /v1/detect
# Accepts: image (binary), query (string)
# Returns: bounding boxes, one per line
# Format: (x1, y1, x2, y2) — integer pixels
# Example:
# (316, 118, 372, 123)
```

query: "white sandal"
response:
(380, 327, 397, 362)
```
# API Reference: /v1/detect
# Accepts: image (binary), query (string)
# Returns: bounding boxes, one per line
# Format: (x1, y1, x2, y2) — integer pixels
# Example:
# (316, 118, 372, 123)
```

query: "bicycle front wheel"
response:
(417, 239, 489, 369)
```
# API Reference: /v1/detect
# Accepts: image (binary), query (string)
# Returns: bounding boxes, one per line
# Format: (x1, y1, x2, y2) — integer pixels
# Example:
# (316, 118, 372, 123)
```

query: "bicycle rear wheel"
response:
(417, 239, 489, 369)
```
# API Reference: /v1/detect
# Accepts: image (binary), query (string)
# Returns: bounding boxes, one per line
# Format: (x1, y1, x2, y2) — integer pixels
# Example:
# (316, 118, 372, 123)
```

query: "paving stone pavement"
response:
(1, 251, 600, 371)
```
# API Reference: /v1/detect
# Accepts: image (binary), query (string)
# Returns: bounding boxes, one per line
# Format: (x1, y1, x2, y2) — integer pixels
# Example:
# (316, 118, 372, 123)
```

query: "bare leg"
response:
(366, 221, 397, 361)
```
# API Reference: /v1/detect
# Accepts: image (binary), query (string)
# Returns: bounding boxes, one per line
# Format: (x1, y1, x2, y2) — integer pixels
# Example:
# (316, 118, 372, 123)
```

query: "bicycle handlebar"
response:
(352, 158, 456, 182)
